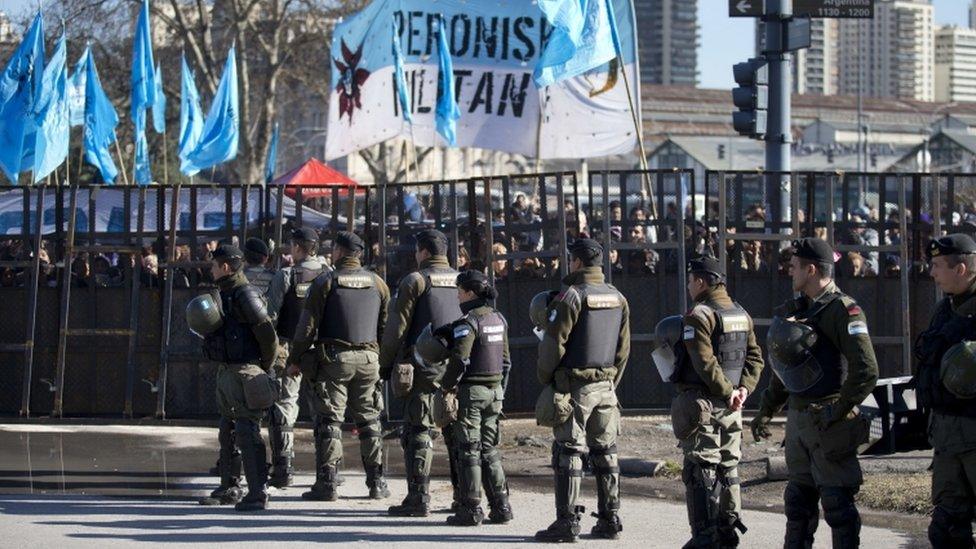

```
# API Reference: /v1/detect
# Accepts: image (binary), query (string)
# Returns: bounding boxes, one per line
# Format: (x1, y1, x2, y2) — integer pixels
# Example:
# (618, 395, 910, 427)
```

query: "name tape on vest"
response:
(486, 334, 504, 343)
(429, 273, 457, 287)
(722, 314, 750, 333)
(295, 282, 312, 298)
(337, 274, 374, 289)
(586, 294, 622, 309)
(482, 324, 505, 334)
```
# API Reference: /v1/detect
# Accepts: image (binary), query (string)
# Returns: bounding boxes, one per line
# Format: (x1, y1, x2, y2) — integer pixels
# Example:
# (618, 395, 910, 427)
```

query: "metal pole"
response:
(53, 184, 79, 418)
(157, 181, 182, 419)
(765, 0, 792, 221)
(20, 187, 45, 417)
(899, 176, 911, 376)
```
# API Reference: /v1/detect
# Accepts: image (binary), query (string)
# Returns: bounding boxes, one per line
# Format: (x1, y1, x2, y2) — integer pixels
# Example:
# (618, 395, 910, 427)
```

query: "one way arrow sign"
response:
(729, 0, 765, 17)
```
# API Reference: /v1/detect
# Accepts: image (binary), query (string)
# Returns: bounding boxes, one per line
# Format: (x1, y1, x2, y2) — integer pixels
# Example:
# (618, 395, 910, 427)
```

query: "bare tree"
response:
(30, 0, 364, 184)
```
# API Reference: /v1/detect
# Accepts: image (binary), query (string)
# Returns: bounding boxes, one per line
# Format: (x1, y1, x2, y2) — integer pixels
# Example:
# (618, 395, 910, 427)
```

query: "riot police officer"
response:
(243, 237, 275, 294)
(191, 244, 279, 511)
(264, 227, 330, 488)
(914, 234, 976, 548)
(534, 238, 631, 542)
(751, 238, 878, 548)
(436, 270, 513, 526)
(380, 229, 463, 517)
(286, 231, 391, 501)
(654, 255, 765, 548)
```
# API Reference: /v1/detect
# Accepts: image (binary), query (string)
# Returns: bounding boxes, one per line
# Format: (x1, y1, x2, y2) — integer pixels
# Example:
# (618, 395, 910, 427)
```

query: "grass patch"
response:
(857, 474, 932, 515)
(659, 460, 683, 479)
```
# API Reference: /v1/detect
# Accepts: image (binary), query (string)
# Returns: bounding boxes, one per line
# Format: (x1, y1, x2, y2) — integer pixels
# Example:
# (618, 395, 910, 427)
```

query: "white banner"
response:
(324, 0, 640, 161)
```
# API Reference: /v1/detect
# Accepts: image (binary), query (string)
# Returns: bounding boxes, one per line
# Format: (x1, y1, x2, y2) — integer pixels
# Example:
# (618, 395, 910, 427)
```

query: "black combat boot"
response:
(235, 420, 270, 511)
(388, 476, 431, 517)
(199, 453, 243, 505)
(366, 464, 391, 500)
(268, 456, 293, 489)
(486, 484, 514, 524)
(590, 461, 622, 539)
(535, 466, 582, 543)
(303, 464, 338, 502)
(681, 462, 719, 548)
(447, 502, 485, 526)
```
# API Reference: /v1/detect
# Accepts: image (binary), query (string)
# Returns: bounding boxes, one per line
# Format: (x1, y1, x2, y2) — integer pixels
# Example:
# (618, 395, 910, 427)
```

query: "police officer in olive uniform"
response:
(243, 237, 275, 295)
(751, 238, 878, 549)
(535, 238, 631, 542)
(437, 270, 514, 527)
(203, 237, 276, 479)
(914, 234, 976, 548)
(287, 231, 391, 501)
(658, 256, 765, 548)
(196, 244, 279, 511)
(380, 229, 463, 517)
(265, 227, 330, 488)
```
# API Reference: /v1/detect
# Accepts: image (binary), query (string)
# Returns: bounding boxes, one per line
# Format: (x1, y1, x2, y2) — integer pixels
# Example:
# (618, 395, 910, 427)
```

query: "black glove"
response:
(750, 414, 773, 442)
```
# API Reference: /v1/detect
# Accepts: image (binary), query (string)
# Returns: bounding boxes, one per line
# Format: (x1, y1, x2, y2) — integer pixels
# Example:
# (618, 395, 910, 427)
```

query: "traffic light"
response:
(732, 57, 768, 140)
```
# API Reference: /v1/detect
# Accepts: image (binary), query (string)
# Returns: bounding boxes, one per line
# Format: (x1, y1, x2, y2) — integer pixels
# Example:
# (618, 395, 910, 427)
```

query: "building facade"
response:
(633, 0, 699, 86)
(936, 26, 976, 103)
(838, 0, 935, 102)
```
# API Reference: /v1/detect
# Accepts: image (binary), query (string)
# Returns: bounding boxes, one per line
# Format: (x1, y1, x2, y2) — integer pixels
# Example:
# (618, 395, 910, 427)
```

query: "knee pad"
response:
(716, 465, 740, 489)
(235, 419, 262, 448)
(588, 444, 620, 476)
(682, 459, 717, 489)
(929, 506, 974, 548)
(319, 423, 342, 442)
(556, 445, 584, 471)
(357, 421, 382, 441)
(820, 487, 858, 528)
(218, 417, 235, 447)
(481, 446, 501, 468)
(408, 426, 433, 451)
(784, 482, 820, 521)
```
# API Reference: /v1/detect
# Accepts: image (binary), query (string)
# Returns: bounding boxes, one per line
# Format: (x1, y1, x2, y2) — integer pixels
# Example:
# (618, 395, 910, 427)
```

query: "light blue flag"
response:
(392, 18, 411, 125)
(33, 33, 70, 183)
(181, 46, 238, 177)
(132, 0, 156, 185)
(177, 54, 203, 161)
(68, 48, 89, 127)
(534, 0, 617, 88)
(151, 62, 165, 133)
(264, 121, 279, 184)
(131, 0, 156, 120)
(84, 52, 120, 184)
(0, 13, 44, 182)
(434, 16, 459, 147)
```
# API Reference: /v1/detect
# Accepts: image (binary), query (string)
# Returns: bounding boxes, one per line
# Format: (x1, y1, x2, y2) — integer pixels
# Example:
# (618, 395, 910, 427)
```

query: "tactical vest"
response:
(915, 297, 976, 416)
(277, 261, 326, 340)
(675, 303, 750, 388)
(319, 268, 382, 345)
(464, 311, 506, 379)
(561, 284, 624, 370)
(791, 293, 846, 399)
(205, 286, 262, 364)
(243, 266, 274, 294)
(406, 267, 462, 346)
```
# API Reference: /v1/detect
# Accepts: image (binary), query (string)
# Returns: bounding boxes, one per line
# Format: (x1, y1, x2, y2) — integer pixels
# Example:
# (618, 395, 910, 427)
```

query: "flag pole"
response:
(113, 140, 132, 186)
(162, 127, 170, 186)
(607, 0, 655, 218)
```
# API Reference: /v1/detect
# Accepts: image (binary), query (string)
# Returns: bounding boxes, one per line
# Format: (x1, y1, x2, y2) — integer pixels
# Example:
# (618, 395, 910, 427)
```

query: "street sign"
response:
(730, 0, 763, 17)
(730, 0, 874, 18)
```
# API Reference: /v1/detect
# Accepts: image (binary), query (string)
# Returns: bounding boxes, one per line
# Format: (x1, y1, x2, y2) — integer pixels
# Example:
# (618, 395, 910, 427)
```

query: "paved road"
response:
(0, 472, 912, 548)
(0, 424, 916, 547)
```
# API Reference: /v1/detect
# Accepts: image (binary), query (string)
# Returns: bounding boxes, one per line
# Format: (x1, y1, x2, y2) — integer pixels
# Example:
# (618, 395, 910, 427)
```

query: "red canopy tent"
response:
(272, 158, 364, 199)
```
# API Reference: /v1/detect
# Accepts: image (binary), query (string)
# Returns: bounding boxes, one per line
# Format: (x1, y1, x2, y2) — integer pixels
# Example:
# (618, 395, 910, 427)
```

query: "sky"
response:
(698, 0, 970, 89)
(0, 0, 971, 90)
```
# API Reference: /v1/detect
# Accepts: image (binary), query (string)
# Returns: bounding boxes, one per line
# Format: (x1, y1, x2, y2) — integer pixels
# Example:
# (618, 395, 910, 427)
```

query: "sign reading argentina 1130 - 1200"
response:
(730, 0, 874, 18)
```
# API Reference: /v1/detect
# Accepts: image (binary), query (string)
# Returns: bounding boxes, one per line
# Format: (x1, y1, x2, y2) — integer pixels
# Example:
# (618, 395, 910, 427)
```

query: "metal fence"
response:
(0, 171, 973, 418)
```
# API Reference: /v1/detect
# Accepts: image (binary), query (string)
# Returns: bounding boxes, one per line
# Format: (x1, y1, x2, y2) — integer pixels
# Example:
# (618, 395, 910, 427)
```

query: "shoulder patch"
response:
(453, 325, 472, 339)
(846, 304, 862, 316)
(548, 309, 558, 323)
(847, 320, 869, 335)
(682, 326, 695, 340)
